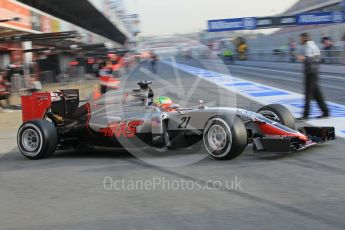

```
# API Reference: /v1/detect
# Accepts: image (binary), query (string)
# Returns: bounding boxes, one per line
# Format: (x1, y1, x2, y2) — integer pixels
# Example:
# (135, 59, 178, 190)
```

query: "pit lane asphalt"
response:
(204, 60, 345, 105)
(0, 60, 345, 230)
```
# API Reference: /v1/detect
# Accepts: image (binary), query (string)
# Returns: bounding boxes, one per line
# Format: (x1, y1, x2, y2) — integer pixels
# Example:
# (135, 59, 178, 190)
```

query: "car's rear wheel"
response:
(203, 116, 247, 160)
(257, 104, 295, 130)
(17, 120, 58, 160)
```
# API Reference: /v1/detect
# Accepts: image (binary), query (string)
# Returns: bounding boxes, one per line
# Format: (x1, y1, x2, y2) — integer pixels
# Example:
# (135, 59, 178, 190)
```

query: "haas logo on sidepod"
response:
(100, 121, 143, 138)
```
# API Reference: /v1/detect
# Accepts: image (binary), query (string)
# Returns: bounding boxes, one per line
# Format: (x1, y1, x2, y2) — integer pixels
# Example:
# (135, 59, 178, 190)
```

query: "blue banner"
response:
(297, 11, 345, 25)
(208, 11, 345, 32)
(208, 17, 257, 32)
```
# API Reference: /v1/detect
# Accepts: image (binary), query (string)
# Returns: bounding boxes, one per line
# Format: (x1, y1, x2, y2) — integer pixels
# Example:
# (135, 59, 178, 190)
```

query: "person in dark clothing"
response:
(321, 36, 333, 64)
(150, 51, 158, 74)
(297, 33, 329, 120)
(0, 71, 11, 111)
(288, 38, 297, 63)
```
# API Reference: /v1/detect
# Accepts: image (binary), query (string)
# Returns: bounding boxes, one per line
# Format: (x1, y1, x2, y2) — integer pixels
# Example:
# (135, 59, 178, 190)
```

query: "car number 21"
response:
(178, 117, 191, 129)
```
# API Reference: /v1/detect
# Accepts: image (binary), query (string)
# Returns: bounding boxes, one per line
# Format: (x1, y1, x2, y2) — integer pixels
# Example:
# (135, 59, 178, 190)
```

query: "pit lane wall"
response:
(233, 60, 345, 75)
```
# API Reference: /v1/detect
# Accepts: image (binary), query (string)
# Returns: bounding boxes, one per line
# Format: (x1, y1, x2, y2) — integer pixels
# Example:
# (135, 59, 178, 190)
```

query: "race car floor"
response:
(0, 60, 345, 230)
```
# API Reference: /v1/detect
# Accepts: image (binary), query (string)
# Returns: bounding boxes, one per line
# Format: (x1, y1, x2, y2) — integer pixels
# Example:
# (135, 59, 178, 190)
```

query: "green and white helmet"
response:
(153, 96, 173, 109)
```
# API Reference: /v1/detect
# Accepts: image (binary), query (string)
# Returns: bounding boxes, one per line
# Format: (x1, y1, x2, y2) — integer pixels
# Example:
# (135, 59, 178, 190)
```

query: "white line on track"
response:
(206, 61, 345, 81)
(229, 64, 345, 81)
(231, 68, 345, 91)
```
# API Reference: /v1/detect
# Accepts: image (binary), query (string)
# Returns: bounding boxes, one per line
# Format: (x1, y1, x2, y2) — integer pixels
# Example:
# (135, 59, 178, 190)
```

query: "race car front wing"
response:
(253, 127, 335, 153)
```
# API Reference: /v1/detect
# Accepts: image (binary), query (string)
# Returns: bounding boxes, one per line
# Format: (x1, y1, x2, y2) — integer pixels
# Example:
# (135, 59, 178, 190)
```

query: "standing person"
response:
(321, 35, 333, 64)
(297, 33, 329, 120)
(288, 38, 297, 63)
(223, 48, 233, 65)
(0, 72, 11, 112)
(150, 51, 158, 74)
(237, 41, 248, 61)
(342, 32, 345, 65)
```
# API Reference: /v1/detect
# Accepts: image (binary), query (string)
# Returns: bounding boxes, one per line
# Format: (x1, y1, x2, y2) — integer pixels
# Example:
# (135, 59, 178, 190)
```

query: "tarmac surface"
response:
(224, 63, 345, 105)
(0, 59, 345, 230)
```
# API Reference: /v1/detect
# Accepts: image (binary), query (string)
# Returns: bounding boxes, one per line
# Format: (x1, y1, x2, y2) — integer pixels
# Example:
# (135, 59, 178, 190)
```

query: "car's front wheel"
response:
(257, 104, 295, 130)
(203, 116, 247, 160)
(17, 120, 58, 160)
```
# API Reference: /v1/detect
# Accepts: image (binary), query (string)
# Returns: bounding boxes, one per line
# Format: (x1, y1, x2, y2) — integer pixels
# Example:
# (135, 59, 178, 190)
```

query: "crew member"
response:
(150, 51, 158, 74)
(223, 49, 233, 65)
(0, 72, 11, 111)
(237, 42, 248, 61)
(297, 33, 329, 119)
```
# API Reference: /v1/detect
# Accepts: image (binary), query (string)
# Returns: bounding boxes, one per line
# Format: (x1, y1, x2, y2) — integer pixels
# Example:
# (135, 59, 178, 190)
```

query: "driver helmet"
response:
(153, 96, 173, 110)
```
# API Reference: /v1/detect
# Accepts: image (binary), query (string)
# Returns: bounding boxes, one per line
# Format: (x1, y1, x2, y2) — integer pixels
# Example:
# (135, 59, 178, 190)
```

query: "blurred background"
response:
(1, 0, 345, 110)
(2, 2, 345, 229)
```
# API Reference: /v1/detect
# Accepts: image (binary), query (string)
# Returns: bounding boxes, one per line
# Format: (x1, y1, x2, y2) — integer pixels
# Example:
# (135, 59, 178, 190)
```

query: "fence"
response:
(10, 71, 55, 93)
(9, 69, 88, 93)
(242, 50, 345, 65)
(10, 74, 27, 92)
(40, 71, 56, 84)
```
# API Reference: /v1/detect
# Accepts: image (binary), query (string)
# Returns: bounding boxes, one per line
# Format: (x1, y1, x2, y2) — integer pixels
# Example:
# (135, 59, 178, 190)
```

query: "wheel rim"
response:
(22, 129, 40, 152)
(259, 110, 281, 123)
(207, 125, 228, 151)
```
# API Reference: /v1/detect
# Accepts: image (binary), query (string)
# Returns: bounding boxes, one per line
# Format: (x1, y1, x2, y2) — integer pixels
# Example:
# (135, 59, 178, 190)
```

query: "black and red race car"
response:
(17, 81, 335, 160)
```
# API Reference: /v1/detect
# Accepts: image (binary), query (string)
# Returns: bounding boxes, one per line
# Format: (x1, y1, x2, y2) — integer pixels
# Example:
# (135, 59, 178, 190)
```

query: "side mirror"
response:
(171, 104, 180, 110)
(171, 104, 184, 115)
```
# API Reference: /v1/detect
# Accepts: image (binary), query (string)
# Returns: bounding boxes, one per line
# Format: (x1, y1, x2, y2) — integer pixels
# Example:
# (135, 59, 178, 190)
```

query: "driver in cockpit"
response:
(153, 96, 175, 112)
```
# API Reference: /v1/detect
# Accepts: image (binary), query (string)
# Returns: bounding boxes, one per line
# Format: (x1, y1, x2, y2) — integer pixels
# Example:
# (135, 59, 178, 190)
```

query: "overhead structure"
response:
(0, 31, 79, 43)
(17, 0, 127, 44)
(285, 0, 341, 14)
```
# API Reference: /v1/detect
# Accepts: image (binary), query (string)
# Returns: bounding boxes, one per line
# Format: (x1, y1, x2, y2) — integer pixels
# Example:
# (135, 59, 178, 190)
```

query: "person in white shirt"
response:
(297, 33, 329, 120)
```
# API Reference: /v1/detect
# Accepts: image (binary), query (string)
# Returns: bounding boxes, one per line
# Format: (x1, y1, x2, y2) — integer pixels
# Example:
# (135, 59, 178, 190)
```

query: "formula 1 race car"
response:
(17, 81, 335, 160)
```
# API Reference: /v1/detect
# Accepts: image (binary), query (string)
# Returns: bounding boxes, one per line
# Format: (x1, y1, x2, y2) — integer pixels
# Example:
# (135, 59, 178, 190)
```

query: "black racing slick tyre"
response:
(17, 120, 58, 160)
(203, 116, 248, 160)
(257, 104, 295, 130)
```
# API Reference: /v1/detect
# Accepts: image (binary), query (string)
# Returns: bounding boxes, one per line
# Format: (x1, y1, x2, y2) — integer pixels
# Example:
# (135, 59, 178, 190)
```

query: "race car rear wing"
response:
(253, 127, 335, 153)
(21, 92, 51, 123)
(21, 89, 80, 123)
